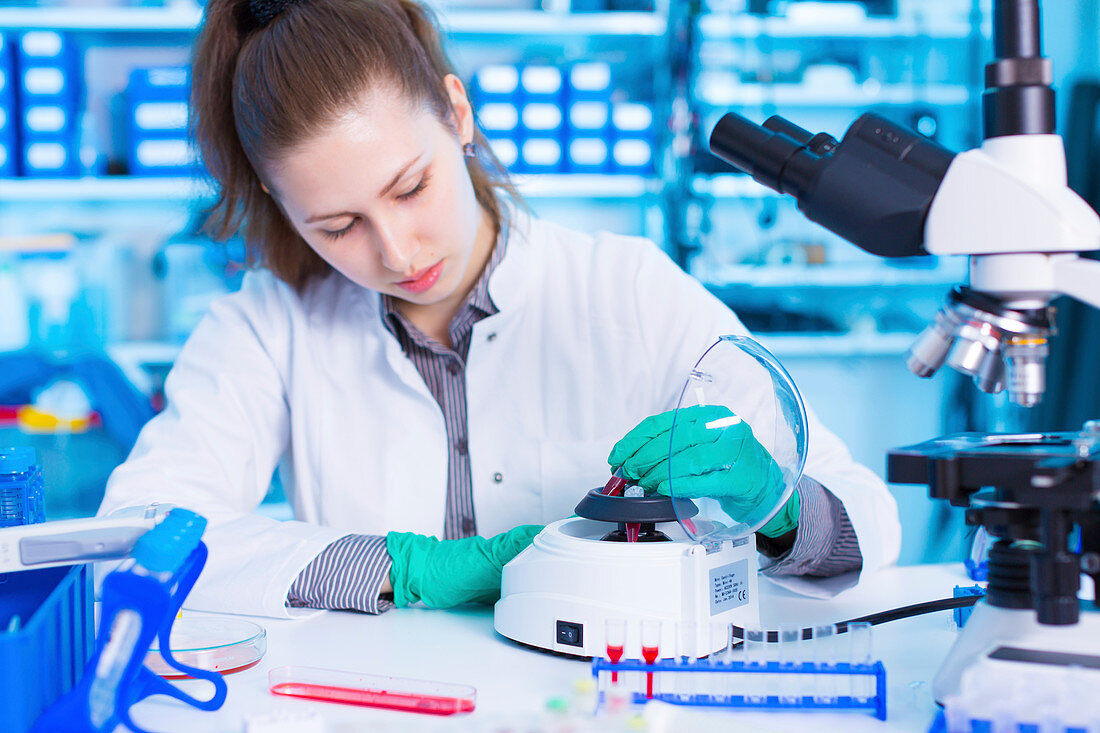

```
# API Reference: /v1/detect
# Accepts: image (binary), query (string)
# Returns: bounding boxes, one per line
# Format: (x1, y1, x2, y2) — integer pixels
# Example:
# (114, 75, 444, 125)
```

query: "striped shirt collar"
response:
(380, 223, 508, 349)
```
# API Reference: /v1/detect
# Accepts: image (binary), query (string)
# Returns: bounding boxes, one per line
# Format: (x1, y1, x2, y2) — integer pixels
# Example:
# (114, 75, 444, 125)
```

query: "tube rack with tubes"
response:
(592, 619, 887, 720)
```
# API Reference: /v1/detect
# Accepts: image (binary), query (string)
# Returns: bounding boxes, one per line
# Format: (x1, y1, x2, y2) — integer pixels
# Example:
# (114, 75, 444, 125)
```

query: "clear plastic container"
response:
(268, 665, 476, 716)
(144, 617, 266, 678)
(667, 335, 808, 543)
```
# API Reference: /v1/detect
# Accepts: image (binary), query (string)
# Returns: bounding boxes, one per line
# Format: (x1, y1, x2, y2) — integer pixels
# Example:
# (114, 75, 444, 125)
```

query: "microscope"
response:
(709, 0, 1100, 703)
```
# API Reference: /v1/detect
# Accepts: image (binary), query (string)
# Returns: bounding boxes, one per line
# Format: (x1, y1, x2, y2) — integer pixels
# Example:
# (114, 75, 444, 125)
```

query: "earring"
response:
(463, 142, 477, 158)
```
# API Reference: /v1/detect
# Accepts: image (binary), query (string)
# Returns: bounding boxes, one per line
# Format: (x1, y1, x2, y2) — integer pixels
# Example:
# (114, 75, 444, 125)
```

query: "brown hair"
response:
(190, 0, 520, 291)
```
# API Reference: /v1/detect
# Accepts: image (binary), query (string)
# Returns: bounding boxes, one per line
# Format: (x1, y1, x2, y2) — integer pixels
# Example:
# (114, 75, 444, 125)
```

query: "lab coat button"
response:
(486, 332, 497, 342)
(493, 472, 503, 483)
(447, 361, 461, 375)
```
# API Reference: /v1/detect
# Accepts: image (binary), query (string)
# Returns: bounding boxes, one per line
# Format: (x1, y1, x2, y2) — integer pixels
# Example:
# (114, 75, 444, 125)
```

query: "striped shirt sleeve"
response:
(286, 534, 394, 613)
(759, 477, 863, 577)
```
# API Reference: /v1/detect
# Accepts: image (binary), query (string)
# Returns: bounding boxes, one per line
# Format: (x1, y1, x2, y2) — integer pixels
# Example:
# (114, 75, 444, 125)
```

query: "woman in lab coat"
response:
(98, 0, 901, 617)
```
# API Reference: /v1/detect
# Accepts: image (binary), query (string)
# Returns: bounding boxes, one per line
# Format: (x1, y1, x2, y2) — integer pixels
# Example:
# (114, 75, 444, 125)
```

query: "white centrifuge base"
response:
(494, 517, 759, 659)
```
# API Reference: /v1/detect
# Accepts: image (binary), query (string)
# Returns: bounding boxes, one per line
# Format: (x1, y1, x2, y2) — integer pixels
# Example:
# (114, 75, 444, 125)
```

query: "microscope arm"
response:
(1054, 255, 1100, 310)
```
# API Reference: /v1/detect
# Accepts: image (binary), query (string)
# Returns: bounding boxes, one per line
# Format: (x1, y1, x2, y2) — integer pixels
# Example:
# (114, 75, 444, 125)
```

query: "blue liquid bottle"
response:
(0, 446, 45, 527)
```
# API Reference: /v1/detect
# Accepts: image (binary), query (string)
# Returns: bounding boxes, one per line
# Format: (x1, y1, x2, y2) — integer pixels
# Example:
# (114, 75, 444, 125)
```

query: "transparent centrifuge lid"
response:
(666, 335, 808, 543)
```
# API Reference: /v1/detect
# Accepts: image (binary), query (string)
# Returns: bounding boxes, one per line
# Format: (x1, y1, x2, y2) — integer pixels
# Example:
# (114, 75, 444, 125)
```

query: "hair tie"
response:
(249, 0, 303, 28)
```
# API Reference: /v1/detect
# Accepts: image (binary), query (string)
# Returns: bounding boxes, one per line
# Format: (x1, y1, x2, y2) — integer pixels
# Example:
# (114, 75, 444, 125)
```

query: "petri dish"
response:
(145, 617, 267, 678)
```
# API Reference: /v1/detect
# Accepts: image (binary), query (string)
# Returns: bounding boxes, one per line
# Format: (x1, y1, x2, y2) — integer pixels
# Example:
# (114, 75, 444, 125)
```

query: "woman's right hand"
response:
(385, 524, 542, 608)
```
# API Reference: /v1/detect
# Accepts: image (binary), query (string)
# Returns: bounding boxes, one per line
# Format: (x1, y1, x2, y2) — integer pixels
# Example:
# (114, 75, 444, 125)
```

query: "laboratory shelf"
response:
(0, 174, 656, 204)
(697, 13, 972, 40)
(1, 177, 214, 203)
(696, 81, 971, 108)
(757, 331, 922, 358)
(0, 5, 202, 32)
(0, 6, 666, 37)
(700, 262, 968, 288)
(692, 174, 775, 199)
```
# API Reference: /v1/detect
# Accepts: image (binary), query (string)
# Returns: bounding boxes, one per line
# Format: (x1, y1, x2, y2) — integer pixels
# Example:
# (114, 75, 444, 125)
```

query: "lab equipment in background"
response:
(495, 336, 805, 657)
(888, 427, 1100, 702)
(155, 239, 233, 343)
(0, 506, 165, 572)
(144, 617, 266, 678)
(951, 585, 984, 629)
(0, 446, 44, 528)
(125, 67, 199, 177)
(931, 653, 1100, 733)
(471, 61, 654, 175)
(15, 31, 80, 177)
(709, 0, 1100, 704)
(268, 666, 476, 716)
(33, 508, 227, 733)
(591, 618, 887, 720)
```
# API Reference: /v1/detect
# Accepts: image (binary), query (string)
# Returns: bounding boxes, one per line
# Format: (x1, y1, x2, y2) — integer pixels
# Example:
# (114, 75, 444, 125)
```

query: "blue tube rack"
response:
(591, 658, 887, 720)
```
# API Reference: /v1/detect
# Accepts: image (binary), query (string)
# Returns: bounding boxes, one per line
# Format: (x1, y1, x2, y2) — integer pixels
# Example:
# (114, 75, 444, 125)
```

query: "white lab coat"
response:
(99, 209, 900, 618)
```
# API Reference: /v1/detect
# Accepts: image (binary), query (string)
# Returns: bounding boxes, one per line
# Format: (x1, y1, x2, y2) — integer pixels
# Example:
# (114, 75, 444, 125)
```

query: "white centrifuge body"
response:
(493, 516, 759, 659)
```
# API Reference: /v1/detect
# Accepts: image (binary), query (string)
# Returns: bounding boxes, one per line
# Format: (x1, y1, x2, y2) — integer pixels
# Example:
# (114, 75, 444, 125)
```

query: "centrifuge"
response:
(494, 336, 808, 659)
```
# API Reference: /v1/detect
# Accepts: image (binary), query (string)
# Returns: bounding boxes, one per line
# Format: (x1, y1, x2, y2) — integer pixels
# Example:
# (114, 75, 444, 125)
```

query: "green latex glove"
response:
(386, 524, 543, 608)
(608, 405, 798, 538)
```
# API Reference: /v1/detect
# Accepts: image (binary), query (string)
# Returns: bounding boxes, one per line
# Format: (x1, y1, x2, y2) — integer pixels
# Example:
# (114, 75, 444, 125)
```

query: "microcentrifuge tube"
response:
(676, 622, 697, 703)
(777, 624, 801, 704)
(848, 621, 873, 702)
(813, 623, 837, 704)
(743, 625, 766, 704)
(659, 622, 679, 701)
(640, 619, 660, 700)
(605, 619, 626, 686)
(709, 621, 732, 704)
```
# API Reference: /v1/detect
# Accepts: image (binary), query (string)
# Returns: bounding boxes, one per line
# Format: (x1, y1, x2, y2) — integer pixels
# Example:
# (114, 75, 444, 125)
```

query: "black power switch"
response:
(555, 620, 583, 648)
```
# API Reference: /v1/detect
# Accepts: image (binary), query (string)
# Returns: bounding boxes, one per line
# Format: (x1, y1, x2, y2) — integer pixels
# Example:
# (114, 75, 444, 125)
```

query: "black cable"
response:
(729, 593, 984, 643)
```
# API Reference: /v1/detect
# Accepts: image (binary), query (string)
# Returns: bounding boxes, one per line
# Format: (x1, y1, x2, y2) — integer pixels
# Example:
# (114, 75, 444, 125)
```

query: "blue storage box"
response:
(0, 33, 14, 104)
(609, 137, 654, 174)
(0, 447, 44, 528)
(520, 101, 564, 138)
(566, 137, 610, 174)
(485, 137, 519, 171)
(470, 64, 520, 103)
(477, 101, 520, 137)
(519, 65, 563, 103)
(20, 137, 78, 177)
(611, 101, 655, 139)
(567, 62, 612, 101)
(567, 100, 611, 137)
(0, 564, 95, 733)
(519, 136, 564, 174)
(17, 32, 78, 105)
(20, 103, 74, 138)
(0, 134, 15, 177)
(128, 66, 189, 100)
(129, 135, 200, 177)
(127, 67, 189, 137)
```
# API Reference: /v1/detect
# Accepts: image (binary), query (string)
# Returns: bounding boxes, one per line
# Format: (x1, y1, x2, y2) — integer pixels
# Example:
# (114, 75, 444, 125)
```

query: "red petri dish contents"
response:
(270, 682, 475, 715)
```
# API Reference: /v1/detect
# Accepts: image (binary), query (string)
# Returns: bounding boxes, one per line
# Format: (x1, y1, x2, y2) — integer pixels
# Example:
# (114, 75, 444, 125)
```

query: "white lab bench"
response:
(125, 563, 971, 732)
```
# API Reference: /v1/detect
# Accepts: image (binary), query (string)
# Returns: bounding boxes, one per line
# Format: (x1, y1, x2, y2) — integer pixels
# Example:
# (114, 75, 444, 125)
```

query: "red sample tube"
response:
(641, 645, 659, 699)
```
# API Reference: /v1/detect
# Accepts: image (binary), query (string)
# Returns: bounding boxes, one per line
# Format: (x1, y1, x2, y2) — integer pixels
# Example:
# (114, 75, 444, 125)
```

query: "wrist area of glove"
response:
(756, 488, 800, 538)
